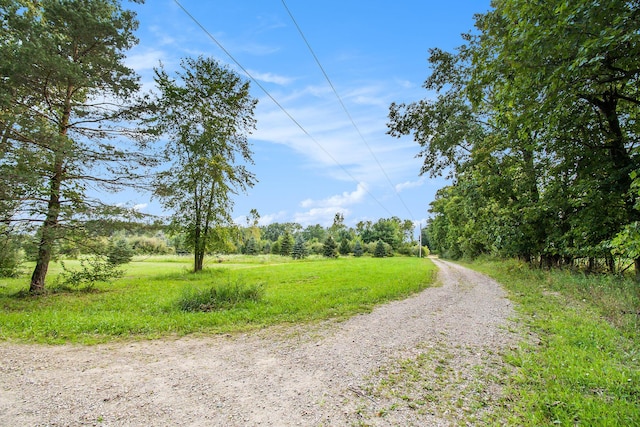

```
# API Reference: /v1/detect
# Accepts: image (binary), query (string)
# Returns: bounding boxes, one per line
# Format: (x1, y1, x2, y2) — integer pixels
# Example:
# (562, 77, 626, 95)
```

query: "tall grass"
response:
(0, 255, 436, 344)
(470, 259, 640, 426)
(176, 279, 265, 312)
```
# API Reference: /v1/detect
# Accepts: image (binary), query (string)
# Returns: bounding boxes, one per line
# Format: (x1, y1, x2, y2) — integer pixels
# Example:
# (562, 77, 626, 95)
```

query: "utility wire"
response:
(281, 0, 416, 221)
(173, 0, 394, 217)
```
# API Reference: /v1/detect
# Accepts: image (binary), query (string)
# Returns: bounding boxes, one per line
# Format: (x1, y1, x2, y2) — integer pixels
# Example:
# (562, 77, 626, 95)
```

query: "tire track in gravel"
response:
(0, 258, 516, 426)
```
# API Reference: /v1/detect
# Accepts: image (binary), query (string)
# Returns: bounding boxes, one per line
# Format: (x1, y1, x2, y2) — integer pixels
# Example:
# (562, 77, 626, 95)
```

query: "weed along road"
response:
(0, 258, 516, 426)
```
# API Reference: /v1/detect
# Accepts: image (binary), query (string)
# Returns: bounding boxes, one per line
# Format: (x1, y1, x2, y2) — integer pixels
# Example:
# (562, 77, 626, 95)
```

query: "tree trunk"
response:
(194, 225, 203, 272)
(30, 156, 63, 293)
(30, 83, 72, 293)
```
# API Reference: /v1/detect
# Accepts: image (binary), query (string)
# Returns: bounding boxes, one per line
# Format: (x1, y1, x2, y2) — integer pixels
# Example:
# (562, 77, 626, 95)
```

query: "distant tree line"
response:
(0, 213, 426, 277)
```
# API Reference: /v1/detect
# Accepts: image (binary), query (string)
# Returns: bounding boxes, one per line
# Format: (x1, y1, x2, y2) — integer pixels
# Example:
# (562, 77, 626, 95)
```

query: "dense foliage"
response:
(1, 0, 153, 292)
(388, 0, 640, 272)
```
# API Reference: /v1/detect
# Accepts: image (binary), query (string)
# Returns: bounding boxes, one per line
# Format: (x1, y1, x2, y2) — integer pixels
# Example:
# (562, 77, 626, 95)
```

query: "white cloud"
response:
(133, 203, 148, 211)
(125, 49, 166, 72)
(300, 183, 368, 208)
(247, 70, 294, 86)
(257, 211, 288, 226)
(395, 177, 425, 192)
(292, 183, 369, 226)
(294, 207, 350, 227)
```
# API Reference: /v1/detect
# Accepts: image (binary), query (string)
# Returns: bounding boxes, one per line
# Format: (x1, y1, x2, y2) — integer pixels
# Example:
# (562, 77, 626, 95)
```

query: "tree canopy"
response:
(389, 0, 640, 270)
(1, 0, 153, 292)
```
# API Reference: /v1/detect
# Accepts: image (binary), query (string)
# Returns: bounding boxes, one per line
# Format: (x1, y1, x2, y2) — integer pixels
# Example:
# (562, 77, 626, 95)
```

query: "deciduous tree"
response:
(153, 56, 257, 272)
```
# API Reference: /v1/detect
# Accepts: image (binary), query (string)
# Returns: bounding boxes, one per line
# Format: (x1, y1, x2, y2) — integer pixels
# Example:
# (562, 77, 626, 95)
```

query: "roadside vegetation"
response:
(470, 259, 640, 426)
(0, 255, 436, 345)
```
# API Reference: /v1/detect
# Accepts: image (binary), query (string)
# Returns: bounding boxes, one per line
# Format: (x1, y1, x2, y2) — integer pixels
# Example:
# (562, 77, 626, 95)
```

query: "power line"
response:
(172, 0, 394, 217)
(280, 0, 416, 221)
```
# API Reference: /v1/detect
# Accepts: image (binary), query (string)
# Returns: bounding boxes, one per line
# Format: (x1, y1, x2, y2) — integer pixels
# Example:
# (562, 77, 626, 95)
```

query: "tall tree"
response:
(1, 0, 152, 292)
(153, 56, 257, 272)
(389, 0, 640, 268)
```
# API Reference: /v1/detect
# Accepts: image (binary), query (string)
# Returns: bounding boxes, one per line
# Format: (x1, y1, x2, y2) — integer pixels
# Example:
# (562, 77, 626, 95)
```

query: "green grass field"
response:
(0, 255, 436, 344)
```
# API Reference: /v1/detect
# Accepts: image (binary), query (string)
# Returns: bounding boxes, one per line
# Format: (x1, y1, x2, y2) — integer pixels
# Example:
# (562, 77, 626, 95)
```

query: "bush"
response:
(308, 241, 324, 255)
(177, 279, 265, 312)
(129, 235, 172, 255)
(56, 256, 124, 291)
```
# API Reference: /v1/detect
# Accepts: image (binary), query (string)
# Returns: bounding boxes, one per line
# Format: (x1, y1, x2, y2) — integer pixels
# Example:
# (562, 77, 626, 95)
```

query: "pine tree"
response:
(107, 237, 134, 266)
(323, 236, 338, 258)
(292, 237, 308, 260)
(280, 230, 294, 256)
(243, 237, 258, 255)
(339, 238, 351, 256)
(374, 240, 386, 258)
(353, 240, 364, 257)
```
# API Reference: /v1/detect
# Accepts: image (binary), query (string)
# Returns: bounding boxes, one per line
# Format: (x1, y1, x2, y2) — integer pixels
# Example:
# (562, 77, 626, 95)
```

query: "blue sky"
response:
(123, 0, 492, 229)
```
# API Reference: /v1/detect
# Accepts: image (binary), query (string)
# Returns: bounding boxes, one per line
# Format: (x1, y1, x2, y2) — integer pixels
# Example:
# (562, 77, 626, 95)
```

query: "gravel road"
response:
(0, 258, 517, 426)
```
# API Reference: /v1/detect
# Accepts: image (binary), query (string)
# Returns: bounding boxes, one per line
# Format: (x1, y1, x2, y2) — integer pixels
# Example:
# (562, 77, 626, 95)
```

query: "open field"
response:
(0, 255, 436, 344)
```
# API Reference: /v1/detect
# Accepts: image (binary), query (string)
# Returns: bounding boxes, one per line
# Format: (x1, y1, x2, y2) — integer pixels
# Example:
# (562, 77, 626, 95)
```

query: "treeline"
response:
(388, 0, 639, 274)
(0, 214, 425, 276)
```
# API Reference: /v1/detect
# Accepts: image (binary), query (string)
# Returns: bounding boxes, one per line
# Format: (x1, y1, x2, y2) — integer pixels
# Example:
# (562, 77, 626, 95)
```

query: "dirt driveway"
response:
(0, 258, 516, 426)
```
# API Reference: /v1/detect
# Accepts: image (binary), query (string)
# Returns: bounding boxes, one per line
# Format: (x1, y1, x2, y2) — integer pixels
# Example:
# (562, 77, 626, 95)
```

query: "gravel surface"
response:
(0, 258, 517, 426)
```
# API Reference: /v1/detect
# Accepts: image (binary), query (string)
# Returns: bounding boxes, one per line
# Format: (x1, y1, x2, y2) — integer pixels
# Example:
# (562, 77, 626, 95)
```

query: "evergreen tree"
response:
(339, 238, 351, 256)
(374, 240, 387, 258)
(291, 237, 308, 260)
(1, 0, 155, 292)
(353, 240, 364, 257)
(279, 230, 294, 256)
(243, 237, 258, 255)
(323, 236, 338, 258)
(107, 237, 134, 266)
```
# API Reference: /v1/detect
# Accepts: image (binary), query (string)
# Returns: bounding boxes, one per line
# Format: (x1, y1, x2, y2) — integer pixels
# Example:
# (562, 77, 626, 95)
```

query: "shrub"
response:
(177, 279, 265, 312)
(308, 241, 324, 255)
(56, 256, 124, 291)
(129, 235, 172, 255)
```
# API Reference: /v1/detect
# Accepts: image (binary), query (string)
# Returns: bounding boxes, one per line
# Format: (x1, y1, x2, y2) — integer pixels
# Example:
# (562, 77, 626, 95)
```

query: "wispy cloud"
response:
(292, 183, 369, 226)
(395, 177, 425, 192)
(248, 70, 294, 86)
(294, 206, 350, 227)
(300, 183, 368, 208)
(126, 49, 166, 72)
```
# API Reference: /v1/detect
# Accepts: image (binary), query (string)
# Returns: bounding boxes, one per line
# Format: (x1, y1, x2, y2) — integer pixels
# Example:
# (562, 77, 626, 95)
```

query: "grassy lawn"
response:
(0, 255, 436, 344)
(469, 259, 640, 426)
